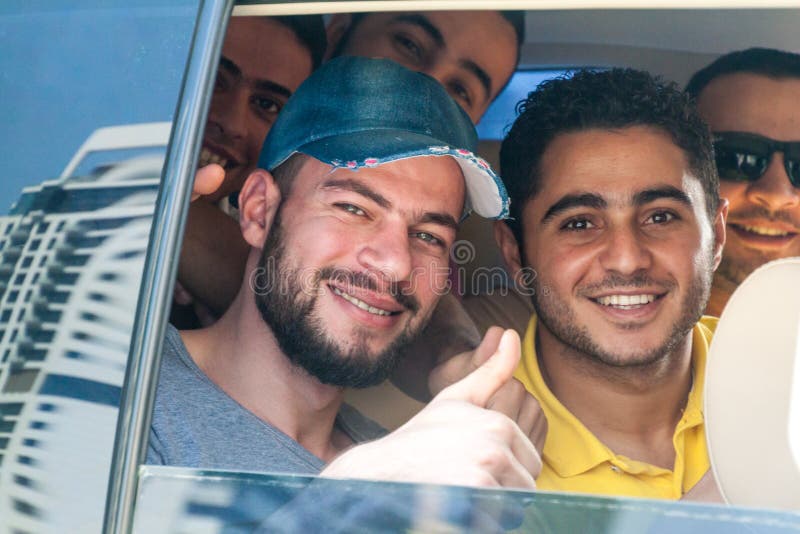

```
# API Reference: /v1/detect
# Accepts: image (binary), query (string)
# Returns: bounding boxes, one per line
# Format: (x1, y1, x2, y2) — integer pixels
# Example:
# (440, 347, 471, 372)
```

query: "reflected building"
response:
(0, 123, 167, 533)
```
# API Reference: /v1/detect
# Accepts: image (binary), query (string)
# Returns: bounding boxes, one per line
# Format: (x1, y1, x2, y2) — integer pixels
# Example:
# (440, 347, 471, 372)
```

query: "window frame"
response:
(115, 1, 800, 531)
(102, 1, 234, 532)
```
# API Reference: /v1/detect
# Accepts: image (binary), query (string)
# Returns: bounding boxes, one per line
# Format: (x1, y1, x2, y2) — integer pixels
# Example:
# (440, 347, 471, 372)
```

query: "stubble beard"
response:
(253, 211, 423, 388)
(530, 262, 713, 371)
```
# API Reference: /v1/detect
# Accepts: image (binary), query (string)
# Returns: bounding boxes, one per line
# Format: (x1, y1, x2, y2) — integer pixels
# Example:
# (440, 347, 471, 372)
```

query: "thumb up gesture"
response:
(323, 330, 542, 489)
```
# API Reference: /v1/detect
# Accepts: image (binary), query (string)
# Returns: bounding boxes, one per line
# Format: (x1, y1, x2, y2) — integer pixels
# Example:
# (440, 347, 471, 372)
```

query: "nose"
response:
(356, 222, 413, 288)
(598, 224, 653, 275)
(746, 153, 800, 211)
(424, 62, 451, 87)
(210, 87, 248, 141)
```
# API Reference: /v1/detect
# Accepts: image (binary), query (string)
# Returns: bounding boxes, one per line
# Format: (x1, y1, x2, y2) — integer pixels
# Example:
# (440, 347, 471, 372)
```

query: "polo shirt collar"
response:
(517, 315, 712, 479)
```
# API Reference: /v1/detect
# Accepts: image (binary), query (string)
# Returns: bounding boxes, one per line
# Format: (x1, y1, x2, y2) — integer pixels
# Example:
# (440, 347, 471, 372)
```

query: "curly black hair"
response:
(500, 68, 718, 244)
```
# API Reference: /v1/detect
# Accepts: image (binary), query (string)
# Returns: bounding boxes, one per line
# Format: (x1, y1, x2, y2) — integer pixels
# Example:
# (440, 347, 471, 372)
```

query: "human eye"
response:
(561, 217, 595, 231)
(251, 94, 282, 119)
(392, 32, 425, 63)
(447, 80, 473, 108)
(644, 211, 677, 225)
(335, 202, 367, 217)
(412, 231, 445, 249)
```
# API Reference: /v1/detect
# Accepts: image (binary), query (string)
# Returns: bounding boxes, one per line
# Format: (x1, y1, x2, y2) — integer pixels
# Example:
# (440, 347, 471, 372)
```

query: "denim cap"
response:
(258, 56, 509, 219)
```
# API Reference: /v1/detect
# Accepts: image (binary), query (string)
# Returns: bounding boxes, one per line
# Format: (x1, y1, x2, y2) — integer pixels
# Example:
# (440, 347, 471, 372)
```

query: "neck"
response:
(179, 280, 350, 463)
(536, 323, 694, 469)
(706, 272, 737, 317)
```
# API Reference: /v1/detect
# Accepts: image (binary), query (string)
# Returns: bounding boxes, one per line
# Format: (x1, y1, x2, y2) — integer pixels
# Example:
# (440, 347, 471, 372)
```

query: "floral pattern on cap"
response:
(327, 146, 509, 220)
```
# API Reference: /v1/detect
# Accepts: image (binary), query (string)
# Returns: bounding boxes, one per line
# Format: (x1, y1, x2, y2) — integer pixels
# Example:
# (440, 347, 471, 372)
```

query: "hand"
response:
(390, 292, 482, 402)
(322, 330, 541, 489)
(429, 327, 548, 454)
(191, 163, 225, 201)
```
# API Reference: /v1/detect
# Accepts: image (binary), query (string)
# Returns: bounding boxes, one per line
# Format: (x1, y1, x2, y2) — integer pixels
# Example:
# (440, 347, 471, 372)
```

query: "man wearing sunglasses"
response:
(686, 48, 800, 316)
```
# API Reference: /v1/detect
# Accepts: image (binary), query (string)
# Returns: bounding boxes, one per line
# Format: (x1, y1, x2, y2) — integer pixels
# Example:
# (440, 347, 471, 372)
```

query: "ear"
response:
(238, 169, 282, 249)
(711, 197, 729, 270)
(324, 13, 352, 61)
(493, 221, 523, 275)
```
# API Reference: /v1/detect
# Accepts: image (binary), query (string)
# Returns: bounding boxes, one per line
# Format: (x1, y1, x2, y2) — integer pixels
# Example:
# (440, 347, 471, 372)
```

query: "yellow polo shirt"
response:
(514, 315, 717, 499)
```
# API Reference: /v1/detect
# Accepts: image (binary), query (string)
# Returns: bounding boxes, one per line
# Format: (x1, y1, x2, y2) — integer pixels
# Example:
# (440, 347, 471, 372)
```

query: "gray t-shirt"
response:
(147, 325, 387, 474)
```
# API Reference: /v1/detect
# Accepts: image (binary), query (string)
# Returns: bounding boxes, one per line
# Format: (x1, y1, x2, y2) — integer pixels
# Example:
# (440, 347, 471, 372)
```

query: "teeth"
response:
(595, 294, 656, 308)
(199, 147, 228, 169)
(742, 225, 790, 237)
(332, 287, 392, 316)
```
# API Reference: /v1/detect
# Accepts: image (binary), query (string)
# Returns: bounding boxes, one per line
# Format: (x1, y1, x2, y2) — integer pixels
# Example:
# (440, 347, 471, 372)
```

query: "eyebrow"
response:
(419, 212, 459, 232)
(393, 14, 444, 48)
(541, 186, 695, 225)
(392, 15, 492, 102)
(542, 193, 607, 224)
(321, 178, 459, 230)
(321, 178, 391, 208)
(460, 59, 492, 101)
(218, 56, 292, 99)
(633, 186, 693, 208)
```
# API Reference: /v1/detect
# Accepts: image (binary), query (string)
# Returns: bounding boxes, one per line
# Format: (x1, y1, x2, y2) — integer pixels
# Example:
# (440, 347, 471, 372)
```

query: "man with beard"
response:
(685, 48, 800, 316)
(147, 57, 542, 489)
(177, 10, 525, 327)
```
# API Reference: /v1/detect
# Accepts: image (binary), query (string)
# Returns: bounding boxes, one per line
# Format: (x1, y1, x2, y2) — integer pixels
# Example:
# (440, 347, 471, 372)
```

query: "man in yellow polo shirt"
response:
(481, 68, 728, 500)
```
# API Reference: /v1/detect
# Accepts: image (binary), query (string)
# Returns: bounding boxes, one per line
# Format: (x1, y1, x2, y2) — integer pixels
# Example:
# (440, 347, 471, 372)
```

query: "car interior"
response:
(1, 2, 799, 532)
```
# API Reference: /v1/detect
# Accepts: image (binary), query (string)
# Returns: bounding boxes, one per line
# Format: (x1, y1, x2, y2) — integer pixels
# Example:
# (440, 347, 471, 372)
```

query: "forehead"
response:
(532, 126, 695, 209)
(695, 73, 800, 141)
(222, 17, 311, 81)
(288, 155, 466, 219)
(355, 12, 517, 91)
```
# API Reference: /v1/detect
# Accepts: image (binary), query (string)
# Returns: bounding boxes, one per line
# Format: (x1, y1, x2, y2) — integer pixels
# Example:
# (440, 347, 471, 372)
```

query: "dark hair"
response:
(499, 11, 525, 48)
(686, 47, 800, 98)
(500, 68, 718, 244)
(270, 153, 308, 199)
(274, 15, 327, 70)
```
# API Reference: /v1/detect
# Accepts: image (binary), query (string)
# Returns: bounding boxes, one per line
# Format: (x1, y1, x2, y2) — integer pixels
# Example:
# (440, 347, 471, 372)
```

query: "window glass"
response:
(0, 1, 200, 532)
(134, 467, 800, 533)
(476, 69, 571, 140)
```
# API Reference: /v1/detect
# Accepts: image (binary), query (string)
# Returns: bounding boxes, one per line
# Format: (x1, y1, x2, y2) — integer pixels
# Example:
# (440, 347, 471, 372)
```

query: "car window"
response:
(0, 1, 203, 531)
(3, 2, 799, 532)
(476, 69, 572, 140)
(133, 466, 800, 533)
(133, 4, 800, 530)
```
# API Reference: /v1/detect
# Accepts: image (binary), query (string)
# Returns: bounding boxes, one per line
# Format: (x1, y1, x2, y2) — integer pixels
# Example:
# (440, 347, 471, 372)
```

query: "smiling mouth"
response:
(591, 293, 661, 310)
(331, 286, 400, 317)
(730, 223, 797, 238)
(199, 147, 234, 170)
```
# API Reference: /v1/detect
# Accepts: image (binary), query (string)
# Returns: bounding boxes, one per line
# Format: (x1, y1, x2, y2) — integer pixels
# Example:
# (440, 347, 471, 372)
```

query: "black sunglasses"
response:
(713, 131, 800, 188)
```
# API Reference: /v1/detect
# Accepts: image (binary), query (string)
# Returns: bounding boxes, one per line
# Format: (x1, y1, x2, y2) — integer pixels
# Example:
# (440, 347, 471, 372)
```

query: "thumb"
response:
(427, 326, 507, 396)
(435, 329, 521, 407)
(471, 326, 506, 368)
(191, 164, 225, 201)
